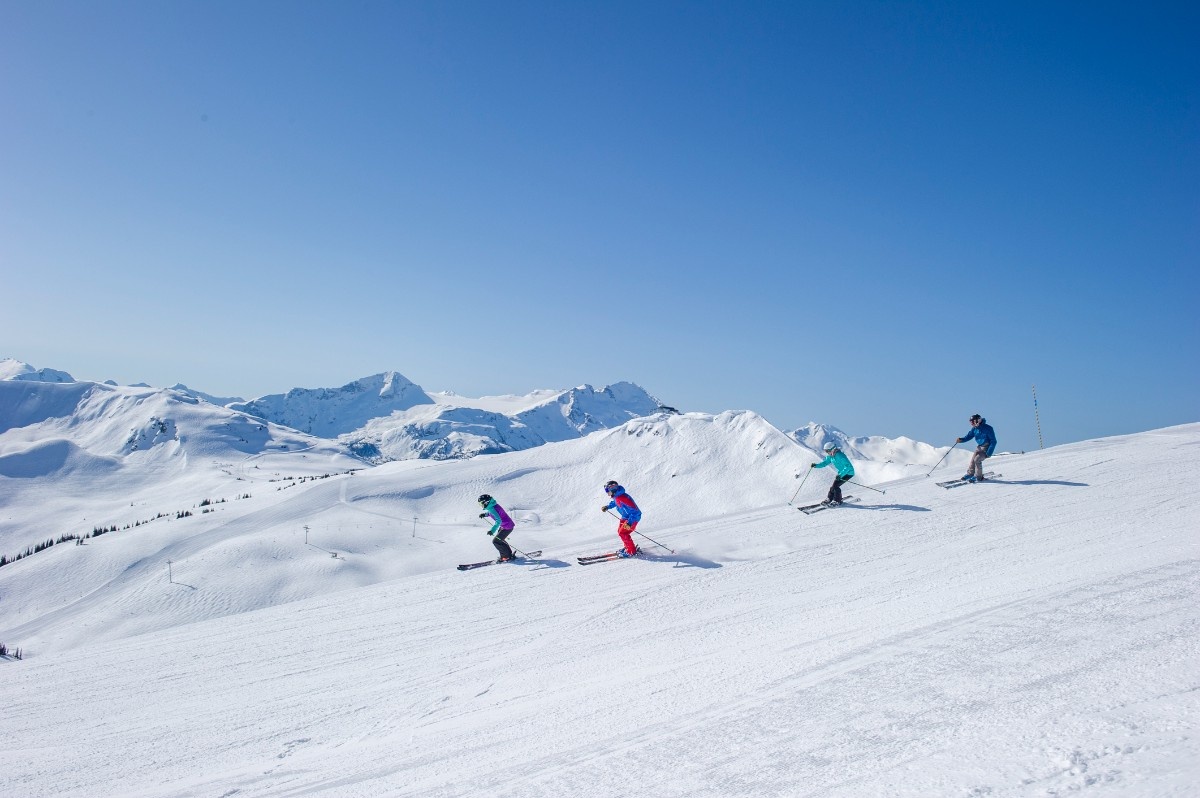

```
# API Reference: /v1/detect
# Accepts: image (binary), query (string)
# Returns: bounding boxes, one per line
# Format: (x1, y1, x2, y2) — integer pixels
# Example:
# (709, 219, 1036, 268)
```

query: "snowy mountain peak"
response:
(168, 384, 245, 407)
(791, 421, 952, 466)
(346, 381, 663, 462)
(228, 371, 435, 438)
(0, 358, 74, 383)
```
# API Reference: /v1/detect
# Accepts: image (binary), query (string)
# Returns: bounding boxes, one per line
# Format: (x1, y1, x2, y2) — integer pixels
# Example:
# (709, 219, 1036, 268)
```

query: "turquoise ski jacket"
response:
(814, 450, 855, 478)
(482, 498, 515, 535)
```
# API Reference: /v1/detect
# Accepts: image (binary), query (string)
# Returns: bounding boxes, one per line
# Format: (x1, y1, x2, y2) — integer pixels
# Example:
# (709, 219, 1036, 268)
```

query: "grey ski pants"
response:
(967, 446, 989, 478)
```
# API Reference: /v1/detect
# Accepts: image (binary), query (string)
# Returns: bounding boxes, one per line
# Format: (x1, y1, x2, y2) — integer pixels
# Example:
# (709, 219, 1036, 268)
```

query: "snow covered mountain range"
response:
(1, 359, 669, 464)
(229, 371, 665, 461)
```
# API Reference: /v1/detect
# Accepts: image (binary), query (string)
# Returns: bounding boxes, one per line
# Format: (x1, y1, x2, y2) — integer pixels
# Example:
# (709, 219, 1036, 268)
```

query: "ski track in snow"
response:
(0, 423, 1197, 797)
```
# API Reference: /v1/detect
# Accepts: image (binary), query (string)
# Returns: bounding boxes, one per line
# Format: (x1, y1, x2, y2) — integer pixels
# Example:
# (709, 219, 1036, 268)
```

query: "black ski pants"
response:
(827, 476, 851, 503)
(491, 527, 515, 559)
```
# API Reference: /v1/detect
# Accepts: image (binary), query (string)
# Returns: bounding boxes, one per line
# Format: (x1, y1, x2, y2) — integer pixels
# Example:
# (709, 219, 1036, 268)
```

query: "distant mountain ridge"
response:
(228, 372, 433, 439)
(0, 357, 73, 384)
(225, 370, 665, 462)
(0, 360, 670, 465)
(346, 380, 664, 462)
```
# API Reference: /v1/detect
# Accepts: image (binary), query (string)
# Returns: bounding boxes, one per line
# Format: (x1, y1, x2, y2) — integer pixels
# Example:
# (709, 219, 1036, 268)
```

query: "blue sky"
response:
(2, 1, 1196, 452)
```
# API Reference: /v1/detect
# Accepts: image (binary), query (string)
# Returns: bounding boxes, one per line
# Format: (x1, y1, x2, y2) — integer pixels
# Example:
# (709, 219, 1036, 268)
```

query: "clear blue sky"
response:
(2, 1, 1197, 452)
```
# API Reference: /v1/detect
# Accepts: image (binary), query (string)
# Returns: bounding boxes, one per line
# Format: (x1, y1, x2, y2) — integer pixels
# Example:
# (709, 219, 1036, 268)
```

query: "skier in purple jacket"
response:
(478, 494, 516, 562)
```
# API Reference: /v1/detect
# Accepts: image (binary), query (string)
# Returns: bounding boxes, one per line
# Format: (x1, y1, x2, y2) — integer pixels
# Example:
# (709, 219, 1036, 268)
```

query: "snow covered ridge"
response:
(169, 383, 244, 407)
(791, 421, 950, 466)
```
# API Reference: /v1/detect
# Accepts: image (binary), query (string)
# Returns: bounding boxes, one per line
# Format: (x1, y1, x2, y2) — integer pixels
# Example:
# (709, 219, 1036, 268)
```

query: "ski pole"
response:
(846, 479, 886, 495)
(927, 441, 958, 476)
(607, 510, 674, 554)
(482, 521, 526, 558)
(788, 467, 813, 505)
(635, 530, 674, 554)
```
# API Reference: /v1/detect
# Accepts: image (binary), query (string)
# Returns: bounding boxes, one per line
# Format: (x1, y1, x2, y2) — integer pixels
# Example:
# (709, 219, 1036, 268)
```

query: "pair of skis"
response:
(796, 496, 859, 515)
(457, 549, 640, 570)
(576, 550, 639, 565)
(935, 471, 1000, 489)
(456, 550, 542, 571)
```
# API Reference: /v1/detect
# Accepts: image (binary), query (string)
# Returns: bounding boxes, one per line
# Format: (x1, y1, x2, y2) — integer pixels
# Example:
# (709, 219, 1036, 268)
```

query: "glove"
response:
(809, 463, 817, 468)
(479, 513, 488, 519)
(601, 505, 609, 512)
(487, 530, 494, 536)
(955, 438, 963, 444)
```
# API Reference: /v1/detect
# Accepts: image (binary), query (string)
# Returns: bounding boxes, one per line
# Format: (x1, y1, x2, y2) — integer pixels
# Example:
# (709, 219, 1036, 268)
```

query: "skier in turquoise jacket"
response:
(810, 441, 855, 505)
(477, 494, 516, 562)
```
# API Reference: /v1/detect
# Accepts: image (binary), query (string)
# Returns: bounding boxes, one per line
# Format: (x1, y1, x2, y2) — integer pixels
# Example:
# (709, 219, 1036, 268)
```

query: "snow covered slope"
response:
(0, 420, 1196, 797)
(0, 409, 896, 651)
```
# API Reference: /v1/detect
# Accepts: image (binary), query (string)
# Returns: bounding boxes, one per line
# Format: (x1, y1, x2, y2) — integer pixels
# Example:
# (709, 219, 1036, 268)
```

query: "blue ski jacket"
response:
(603, 486, 642, 523)
(959, 421, 997, 456)
(814, 450, 855, 478)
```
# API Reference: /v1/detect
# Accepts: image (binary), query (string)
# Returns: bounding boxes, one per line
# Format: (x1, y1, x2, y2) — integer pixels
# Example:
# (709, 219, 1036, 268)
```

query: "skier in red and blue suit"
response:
(601, 480, 642, 557)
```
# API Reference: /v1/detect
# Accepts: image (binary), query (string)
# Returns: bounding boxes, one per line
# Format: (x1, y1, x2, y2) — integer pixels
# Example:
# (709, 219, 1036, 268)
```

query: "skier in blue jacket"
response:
(957, 414, 997, 482)
(810, 441, 855, 505)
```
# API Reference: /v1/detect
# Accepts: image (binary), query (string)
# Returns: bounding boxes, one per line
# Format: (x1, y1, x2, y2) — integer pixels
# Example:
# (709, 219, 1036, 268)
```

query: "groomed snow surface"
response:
(1, 417, 1197, 797)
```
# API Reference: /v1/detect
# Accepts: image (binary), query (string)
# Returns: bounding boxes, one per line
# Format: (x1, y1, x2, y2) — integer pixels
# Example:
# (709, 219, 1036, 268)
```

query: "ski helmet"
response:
(604, 480, 619, 494)
(969, 414, 983, 424)
(823, 442, 838, 452)
(477, 494, 492, 505)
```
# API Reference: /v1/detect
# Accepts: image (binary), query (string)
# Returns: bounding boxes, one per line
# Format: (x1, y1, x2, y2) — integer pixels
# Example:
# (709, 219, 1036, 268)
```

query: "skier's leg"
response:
(827, 478, 843, 503)
(492, 528, 514, 559)
(831, 477, 847, 503)
(970, 447, 986, 478)
(618, 521, 636, 555)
